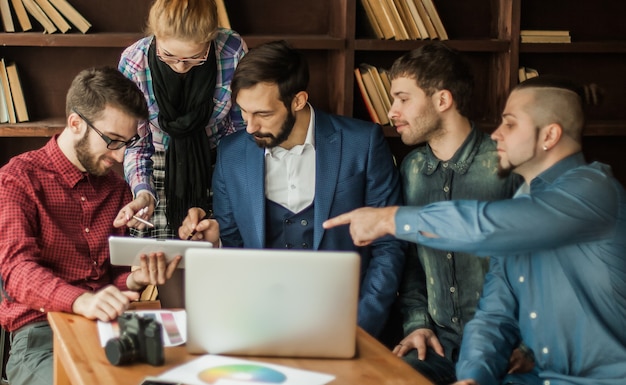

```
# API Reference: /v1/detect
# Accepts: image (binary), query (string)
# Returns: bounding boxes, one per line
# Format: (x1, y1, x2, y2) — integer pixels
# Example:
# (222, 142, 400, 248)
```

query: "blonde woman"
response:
(119, 0, 246, 238)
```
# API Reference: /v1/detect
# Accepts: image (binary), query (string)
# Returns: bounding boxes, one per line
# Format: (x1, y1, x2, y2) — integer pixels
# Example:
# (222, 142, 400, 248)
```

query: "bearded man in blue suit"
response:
(179, 40, 406, 338)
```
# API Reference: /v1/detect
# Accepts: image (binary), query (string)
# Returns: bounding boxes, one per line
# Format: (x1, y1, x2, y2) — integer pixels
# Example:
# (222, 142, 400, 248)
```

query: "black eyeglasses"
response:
(72, 109, 141, 150)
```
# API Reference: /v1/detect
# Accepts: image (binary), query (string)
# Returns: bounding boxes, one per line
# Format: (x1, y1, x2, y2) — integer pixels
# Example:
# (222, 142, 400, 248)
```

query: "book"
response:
(394, 0, 421, 39)
(520, 30, 570, 37)
(0, 76, 8, 123)
(215, 0, 230, 29)
(5, 62, 29, 122)
(405, 0, 428, 39)
(33, 0, 71, 32)
(354, 67, 381, 124)
(10, 0, 32, 31)
(22, 0, 57, 33)
(0, 58, 16, 123)
(359, 64, 390, 125)
(363, 63, 391, 118)
(368, 0, 396, 40)
(421, 0, 448, 40)
(0, 0, 15, 32)
(521, 35, 571, 43)
(382, 0, 410, 40)
(413, 0, 437, 39)
(48, 0, 91, 33)
(360, 0, 385, 39)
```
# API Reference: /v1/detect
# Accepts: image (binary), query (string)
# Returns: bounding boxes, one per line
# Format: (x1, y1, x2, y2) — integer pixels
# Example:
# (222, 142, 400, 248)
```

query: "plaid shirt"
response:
(119, 29, 247, 198)
(0, 137, 132, 331)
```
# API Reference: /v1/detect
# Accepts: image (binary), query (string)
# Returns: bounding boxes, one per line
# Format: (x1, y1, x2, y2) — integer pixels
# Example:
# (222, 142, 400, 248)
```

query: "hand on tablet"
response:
(127, 252, 181, 290)
(179, 207, 220, 245)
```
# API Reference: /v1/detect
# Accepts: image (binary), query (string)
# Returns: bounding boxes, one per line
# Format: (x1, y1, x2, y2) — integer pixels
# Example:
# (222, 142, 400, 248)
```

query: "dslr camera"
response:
(105, 313, 164, 366)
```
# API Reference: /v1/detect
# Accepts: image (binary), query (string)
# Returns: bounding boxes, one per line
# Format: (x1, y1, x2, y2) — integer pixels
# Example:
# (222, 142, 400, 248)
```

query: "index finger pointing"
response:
(322, 213, 352, 229)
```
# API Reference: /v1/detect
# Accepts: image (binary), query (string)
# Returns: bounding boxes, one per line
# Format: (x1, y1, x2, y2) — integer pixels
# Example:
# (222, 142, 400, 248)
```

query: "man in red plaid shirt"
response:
(0, 67, 180, 385)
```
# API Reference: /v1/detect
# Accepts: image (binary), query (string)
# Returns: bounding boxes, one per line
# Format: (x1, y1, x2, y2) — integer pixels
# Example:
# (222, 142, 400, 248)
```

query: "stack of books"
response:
(354, 63, 393, 126)
(520, 30, 571, 43)
(360, 0, 448, 40)
(0, 0, 91, 33)
(0, 58, 29, 124)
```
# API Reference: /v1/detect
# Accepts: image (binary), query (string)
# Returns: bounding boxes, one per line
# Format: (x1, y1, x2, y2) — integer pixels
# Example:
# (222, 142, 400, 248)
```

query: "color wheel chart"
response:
(156, 355, 335, 385)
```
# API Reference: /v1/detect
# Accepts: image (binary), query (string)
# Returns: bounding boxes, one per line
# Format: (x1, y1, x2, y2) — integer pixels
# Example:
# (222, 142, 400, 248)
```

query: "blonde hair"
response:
(146, 0, 218, 43)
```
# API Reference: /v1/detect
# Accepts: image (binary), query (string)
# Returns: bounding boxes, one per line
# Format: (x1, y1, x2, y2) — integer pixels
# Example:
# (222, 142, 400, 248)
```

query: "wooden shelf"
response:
(520, 41, 626, 53)
(0, 32, 143, 48)
(0, 120, 64, 137)
(354, 39, 510, 52)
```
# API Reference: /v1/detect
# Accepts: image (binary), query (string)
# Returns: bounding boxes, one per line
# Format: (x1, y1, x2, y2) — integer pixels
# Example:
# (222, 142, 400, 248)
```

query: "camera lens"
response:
(105, 334, 139, 366)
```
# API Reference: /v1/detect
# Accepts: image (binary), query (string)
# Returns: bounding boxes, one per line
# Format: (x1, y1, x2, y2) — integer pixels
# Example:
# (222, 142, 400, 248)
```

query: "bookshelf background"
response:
(0, 0, 625, 183)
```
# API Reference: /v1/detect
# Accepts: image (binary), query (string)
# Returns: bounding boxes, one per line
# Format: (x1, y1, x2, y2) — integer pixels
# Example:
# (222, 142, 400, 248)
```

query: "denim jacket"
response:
(398, 125, 521, 361)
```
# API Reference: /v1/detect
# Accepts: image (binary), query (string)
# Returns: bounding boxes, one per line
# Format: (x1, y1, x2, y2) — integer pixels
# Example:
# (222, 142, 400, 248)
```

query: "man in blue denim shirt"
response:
(384, 43, 521, 385)
(324, 76, 626, 385)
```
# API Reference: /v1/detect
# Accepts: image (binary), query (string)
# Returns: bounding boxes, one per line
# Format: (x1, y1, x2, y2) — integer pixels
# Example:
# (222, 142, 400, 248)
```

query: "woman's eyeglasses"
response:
(156, 44, 211, 66)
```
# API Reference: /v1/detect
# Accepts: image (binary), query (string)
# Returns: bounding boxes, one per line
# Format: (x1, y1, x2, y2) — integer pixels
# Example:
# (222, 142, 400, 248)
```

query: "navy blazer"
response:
(212, 108, 406, 336)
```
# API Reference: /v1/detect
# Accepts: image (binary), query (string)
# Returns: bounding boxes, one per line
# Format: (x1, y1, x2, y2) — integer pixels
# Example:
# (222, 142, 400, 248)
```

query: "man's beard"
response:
(75, 130, 110, 176)
(497, 163, 512, 178)
(253, 110, 296, 149)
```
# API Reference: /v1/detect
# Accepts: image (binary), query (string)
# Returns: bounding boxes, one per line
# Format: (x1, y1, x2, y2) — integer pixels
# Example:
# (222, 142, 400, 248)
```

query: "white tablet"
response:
(108, 236, 213, 269)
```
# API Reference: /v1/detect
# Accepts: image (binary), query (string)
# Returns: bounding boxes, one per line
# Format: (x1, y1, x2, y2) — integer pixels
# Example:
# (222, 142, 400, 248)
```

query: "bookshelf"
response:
(0, 0, 624, 182)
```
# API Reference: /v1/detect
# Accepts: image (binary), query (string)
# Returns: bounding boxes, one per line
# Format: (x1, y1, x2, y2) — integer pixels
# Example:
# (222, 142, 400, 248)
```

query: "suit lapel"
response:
(245, 135, 266, 248)
(313, 111, 341, 249)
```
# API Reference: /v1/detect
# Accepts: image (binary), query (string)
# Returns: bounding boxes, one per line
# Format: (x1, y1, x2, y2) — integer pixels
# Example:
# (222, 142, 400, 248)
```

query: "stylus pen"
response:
(186, 212, 212, 240)
(132, 215, 154, 228)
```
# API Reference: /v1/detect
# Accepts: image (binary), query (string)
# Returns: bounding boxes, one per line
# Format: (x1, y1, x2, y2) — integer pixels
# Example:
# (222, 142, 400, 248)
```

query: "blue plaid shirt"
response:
(118, 29, 247, 197)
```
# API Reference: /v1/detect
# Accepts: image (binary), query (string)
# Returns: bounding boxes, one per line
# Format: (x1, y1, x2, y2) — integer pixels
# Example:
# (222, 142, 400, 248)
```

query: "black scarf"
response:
(148, 38, 217, 231)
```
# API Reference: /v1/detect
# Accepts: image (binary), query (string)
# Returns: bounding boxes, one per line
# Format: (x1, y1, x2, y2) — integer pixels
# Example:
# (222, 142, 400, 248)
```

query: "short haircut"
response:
(514, 75, 585, 142)
(231, 40, 309, 110)
(389, 42, 474, 118)
(146, 0, 218, 44)
(66, 66, 149, 122)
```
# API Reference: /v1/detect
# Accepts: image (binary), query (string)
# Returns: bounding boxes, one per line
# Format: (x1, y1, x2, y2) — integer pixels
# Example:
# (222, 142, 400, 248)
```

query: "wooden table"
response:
(48, 311, 433, 385)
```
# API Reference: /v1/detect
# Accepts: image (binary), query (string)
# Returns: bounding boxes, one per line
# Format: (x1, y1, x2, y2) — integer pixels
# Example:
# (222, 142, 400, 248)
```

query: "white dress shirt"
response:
(264, 106, 316, 213)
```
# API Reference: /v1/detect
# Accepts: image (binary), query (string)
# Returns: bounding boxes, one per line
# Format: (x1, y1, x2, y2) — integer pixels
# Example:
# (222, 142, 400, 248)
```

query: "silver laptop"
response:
(184, 248, 360, 358)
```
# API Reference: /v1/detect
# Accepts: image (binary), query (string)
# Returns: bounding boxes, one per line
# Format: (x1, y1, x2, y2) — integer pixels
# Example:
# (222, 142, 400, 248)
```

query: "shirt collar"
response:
(531, 152, 587, 190)
(265, 103, 316, 159)
(46, 135, 88, 188)
(422, 123, 482, 176)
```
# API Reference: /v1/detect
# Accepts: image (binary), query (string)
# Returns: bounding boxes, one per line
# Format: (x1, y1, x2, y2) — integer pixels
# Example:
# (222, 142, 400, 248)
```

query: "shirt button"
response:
(284, 219, 291, 224)
(530, 312, 537, 319)
(84, 228, 90, 233)
(542, 347, 549, 354)
(39, 307, 45, 313)
(290, 184, 296, 190)
(301, 243, 309, 248)
(519, 276, 525, 283)
(285, 243, 293, 249)
(300, 219, 308, 226)
(544, 381, 550, 385)
(450, 286, 456, 293)
(451, 317, 458, 323)
(446, 253, 452, 259)
(81, 196, 86, 201)
(443, 186, 450, 193)
(403, 224, 411, 231)
(93, 261, 97, 265)
(442, 162, 448, 168)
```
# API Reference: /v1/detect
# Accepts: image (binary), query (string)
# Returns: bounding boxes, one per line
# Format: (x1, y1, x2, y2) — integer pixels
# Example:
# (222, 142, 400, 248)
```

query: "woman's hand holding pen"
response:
(113, 191, 156, 229)
(179, 207, 220, 245)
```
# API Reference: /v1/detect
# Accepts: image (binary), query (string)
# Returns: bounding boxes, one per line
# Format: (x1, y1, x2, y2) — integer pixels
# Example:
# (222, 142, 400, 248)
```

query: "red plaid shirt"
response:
(0, 136, 133, 331)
